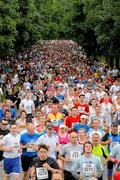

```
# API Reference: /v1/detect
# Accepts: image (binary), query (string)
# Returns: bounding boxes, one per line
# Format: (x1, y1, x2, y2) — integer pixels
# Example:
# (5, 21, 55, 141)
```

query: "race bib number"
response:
(78, 107, 85, 113)
(70, 151, 81, 160)
(27, 142, 35, 152)
(36, 167, 48, 179)
(52, 119, 58, 126)
(12, 142, 20, 152)
(82, 163, 95, 175)
(110, 142, 119, 151)
(59, 144, 64, 152)
(26, 105, 30, 110)
(105, 108, 109, 111)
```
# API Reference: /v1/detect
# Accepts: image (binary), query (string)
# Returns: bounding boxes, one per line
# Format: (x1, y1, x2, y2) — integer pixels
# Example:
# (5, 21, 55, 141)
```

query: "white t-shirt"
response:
(36, 134, 59, 159)
(1, 133, 20, 158)
(19, 99, 35, 114)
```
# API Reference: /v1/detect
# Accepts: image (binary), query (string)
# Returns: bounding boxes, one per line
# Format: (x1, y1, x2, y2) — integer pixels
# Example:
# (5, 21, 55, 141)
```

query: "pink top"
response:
(58, 133, 69, 144)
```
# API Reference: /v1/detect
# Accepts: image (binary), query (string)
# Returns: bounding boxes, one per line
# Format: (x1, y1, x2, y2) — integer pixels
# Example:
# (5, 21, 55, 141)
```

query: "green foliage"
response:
(0, 0, 120, 61)
(0, 0, 19, 56)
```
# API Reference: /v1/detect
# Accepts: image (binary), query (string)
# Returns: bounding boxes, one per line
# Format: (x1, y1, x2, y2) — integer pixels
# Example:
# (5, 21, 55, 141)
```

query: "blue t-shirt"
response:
(56, 94, 64, 101)
(73, 123, 90, 133)
(0, 108, 5, 120)
(20, 132, 40, 157)
(10, 108, 17, 119)
(108, 133, 120, 152)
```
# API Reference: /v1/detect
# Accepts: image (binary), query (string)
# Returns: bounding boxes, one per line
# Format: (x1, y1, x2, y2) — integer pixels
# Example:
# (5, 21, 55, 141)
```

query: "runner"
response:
(29, 144, 60, 180)
(20, 123, 40, 180)
(71, 141, 103, 180)
(34, 124, 59, 160)
(0, 124, 21, 180)
(58, 132, 83, 180)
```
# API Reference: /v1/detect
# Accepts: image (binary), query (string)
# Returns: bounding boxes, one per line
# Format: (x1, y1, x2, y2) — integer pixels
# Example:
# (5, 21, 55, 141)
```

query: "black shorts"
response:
(107, 160, 114, 169)
(64, 170, 76, 180)
(21, 156, 36, 172)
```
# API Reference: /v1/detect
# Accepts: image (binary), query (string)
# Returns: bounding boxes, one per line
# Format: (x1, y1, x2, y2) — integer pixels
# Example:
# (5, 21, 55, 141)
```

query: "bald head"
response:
(69, 132, 78, 144)
(26, 123, 35, 135)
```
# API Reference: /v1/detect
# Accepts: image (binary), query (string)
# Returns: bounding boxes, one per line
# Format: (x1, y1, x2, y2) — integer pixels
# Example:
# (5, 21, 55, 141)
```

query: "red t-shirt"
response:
(66, 115, 80, 129)
(100, 98, 112, 104)
(74, 103, 89, 115)
(114, 172, 120, 180)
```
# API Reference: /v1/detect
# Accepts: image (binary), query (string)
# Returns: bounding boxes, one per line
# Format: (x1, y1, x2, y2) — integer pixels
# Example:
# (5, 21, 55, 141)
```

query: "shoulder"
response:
(20, 132, 28, 139)
(92, 154, 101, 162)
(47, 156, 56, 163)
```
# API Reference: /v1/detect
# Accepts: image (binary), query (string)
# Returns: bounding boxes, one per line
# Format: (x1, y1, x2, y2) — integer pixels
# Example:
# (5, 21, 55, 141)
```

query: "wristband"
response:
(114, 159, 119, 164)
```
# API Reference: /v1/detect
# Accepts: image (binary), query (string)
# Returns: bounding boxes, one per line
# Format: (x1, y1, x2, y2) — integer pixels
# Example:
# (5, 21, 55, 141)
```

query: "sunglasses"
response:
(2, 123, 8, 125)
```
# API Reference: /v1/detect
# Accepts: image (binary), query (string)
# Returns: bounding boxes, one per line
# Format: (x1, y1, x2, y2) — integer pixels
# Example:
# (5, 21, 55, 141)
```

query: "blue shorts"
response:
(107, 169, 113, 177)
(4, 157, 20, 175)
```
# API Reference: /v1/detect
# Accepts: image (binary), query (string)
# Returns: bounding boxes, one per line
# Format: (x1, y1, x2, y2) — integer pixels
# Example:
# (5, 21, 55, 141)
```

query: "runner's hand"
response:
(64, 157, 71, 162)
(6, 147, 13, 152)
(79, 175, 84, 180)
(43, 163, 51, 171)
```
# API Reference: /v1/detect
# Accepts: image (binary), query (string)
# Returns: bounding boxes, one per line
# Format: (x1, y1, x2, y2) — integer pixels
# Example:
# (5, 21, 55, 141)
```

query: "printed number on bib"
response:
(27, 142, 35, 152)
(83, 163, 95, 175)
(12, 142, 20, 152)
(78, 107, 85, 113)
(70, 151, 81, 160)
(110, 142, 119, 151)
(36, 167, 48, 180)
(52, 119, 58, 126)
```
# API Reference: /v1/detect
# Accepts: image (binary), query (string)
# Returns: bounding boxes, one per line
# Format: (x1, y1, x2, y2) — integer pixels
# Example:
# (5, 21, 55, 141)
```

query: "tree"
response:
(0, 0, 20, 56)
(16, 0, 42, 51)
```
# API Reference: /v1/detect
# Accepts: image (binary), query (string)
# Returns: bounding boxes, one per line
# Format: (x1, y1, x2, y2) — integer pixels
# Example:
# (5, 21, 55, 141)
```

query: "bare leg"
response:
(23, 171, 29, 180)
(5, 175, 10, 180)
(108, 177, 112, 180)
(14, 174, 20, 180)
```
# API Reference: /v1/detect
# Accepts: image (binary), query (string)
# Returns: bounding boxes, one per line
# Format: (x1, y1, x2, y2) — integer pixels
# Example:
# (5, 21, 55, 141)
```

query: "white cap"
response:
(81, 115, 88, 119)
(26, 86, 30, 90)
(59, 124, 67, 129)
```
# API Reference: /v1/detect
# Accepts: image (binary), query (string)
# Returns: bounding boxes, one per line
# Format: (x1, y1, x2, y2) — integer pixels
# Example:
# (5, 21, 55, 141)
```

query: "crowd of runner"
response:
(0, 40, 120, 180)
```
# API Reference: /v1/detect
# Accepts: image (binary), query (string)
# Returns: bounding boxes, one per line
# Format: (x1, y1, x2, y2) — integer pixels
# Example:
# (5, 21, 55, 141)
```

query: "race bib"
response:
(52, 119, 58, 126)
(82, 163, 95, 175)
(12, 142, 20, 152)
(110, 142, 119, 151)
(78, 107, 85, 113)
(70, 151, 81, 160)
(26, 105, 30, 110)
(36, 167, 48, 180)
(105, 108, 109, 111)
(59, 144, 64, 152)
(27, 142, 35, 152)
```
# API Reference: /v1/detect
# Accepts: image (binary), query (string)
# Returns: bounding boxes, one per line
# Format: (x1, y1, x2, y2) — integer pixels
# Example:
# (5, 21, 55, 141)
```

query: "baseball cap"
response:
(59, 124, 67, 129)
(79, 94, 85, 98)
(111, 122, 118, 127)
(81, 115, 87, 119)
(46, 124, 54, 129)
(26, 86, 30, 90)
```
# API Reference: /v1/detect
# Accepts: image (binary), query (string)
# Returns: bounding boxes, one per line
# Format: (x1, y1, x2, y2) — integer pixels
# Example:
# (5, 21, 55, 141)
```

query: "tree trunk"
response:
(115, 57, 120, 70)
(109, 56, 114, 68)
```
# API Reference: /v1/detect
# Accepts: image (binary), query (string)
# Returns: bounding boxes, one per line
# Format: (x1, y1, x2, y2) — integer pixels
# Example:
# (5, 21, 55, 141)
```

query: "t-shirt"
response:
(30, 156, 59, 180)
(74, 103, 89, 115)
(114, 172, 120, 180)
(36, 134, 59, 159)
(19, 99, 35, 114)
(71, 154, 103, 180)
(73, 123, 89, 133)
(92, 144, 109, 163)
(110, 144, 120, 161)
(1, 133, 20, 158)
(20, 132, 40, 157)
(0, 128, 10, 160)
(60, 143, 83, 171)
(66, 115, 80, 129)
